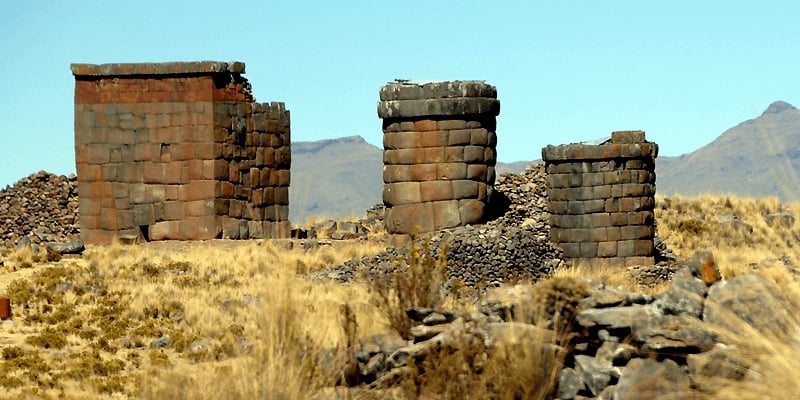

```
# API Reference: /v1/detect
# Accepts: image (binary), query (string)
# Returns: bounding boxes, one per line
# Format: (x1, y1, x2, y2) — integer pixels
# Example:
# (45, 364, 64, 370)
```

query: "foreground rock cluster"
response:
(325, 251, 795, 399)
(0, 171, 80, 248)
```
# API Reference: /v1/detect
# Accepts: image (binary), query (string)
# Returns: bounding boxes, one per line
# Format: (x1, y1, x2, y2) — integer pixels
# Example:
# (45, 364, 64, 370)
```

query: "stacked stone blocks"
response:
(378, 81, 500, 234)
(72, 61, 290, 244)
(542, 131, 657, 266)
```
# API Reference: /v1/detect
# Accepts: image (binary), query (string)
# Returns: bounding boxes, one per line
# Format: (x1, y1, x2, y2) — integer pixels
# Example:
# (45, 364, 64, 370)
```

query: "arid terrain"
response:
(1, 164, 800, 399)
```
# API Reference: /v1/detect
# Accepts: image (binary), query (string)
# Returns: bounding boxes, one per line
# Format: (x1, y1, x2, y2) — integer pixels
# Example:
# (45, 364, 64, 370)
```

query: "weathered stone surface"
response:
(576, 304, 663, 330)
(654, 268, 707, 317)
(558, 367, 585, 399)
(632, 315, 717, 352)
(379, 80, 497, 101)
(685, 249, 722, 285)
(45, 240, 85, 255)
(377, 97, 500, 119)
(704, 273, 795, 336)
(71, 61, 245, 76)
(574, 354, 615, 396)
(614, 358, 690, 400)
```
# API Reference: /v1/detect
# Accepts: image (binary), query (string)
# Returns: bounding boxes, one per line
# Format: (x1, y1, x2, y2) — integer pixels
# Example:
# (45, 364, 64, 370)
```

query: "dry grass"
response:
(2, 193, 800, 398)
(0, 239, 387, 399)
(655, 194, 800, 275)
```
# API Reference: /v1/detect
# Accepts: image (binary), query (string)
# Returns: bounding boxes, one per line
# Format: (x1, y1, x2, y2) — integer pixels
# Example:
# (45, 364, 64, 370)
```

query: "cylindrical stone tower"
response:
(377, 81, 500, 234)
(542, 131, 658, 267)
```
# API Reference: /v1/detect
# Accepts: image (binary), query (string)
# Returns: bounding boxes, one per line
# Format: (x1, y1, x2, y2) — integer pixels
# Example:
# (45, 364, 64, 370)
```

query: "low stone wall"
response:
(542, 131, 657, 266)
(377, 81, 500, 234)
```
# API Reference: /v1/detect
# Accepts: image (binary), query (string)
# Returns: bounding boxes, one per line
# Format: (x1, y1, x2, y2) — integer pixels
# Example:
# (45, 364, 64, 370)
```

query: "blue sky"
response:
(1, 1, 799, 188)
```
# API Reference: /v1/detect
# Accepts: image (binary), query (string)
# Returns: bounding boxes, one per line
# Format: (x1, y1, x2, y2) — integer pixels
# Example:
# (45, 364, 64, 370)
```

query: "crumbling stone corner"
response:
(542, 131, 658, 267)
(377, 81, 500, 234)
(72, 61, 291, 244)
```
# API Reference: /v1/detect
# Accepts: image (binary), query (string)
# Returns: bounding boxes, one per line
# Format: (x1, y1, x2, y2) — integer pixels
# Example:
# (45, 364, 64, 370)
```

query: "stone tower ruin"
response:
(377, 81, 500, 234)
(71, 61, 290, 244)
(542, 131, 657, 267)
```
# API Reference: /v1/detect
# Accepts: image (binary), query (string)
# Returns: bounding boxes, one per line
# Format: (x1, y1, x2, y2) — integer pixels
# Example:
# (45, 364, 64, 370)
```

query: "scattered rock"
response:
(150, 336, 173, 349)
(614, 358, 690, 400)
(45, 240, 85, 255)
(764, 212, 795, 228)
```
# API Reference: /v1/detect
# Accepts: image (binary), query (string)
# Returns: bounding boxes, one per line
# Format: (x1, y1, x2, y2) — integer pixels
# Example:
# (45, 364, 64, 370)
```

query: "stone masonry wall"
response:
(72, 61, 290, 245)
(377, 81, 500, 234)
(542, 131, 657, 267)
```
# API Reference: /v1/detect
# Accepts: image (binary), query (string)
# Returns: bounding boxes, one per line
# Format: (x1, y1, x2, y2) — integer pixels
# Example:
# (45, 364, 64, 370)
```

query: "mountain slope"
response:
(290, 136, 384, 223)
(657, 101, 800, 201)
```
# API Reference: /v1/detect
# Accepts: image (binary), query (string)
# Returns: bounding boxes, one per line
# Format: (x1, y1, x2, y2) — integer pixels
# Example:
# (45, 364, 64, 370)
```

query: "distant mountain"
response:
(657, 101, 800, 201)
(290, 136, 383, 223)
(289, 136, 531, 223)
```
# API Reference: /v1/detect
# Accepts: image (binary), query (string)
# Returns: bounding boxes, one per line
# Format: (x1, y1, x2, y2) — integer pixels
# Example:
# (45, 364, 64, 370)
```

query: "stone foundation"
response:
(542, 131, 657, 267)
(72, 61, 290, 244)
(377, 81, 500, 234)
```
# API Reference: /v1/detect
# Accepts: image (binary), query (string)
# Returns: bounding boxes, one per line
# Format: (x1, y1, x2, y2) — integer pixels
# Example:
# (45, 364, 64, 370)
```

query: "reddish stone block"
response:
(438, 163, 467, 180)
(466, 164, 486, 180)
(447, 130, 472, 146)
(444, 147, 464, 162)
(78, 197, 101, 217)
(384, 182, 421, 205)
(386, 202, 435, 234)
(384, 131, 415, 149)
(423, 147, 445, 163)
(420, 180, 453, 202)
(432, 200, 461, 230)
(77, 163, 101, 182)
(458, 199, 485, 225)
(185, 199, 214, 217)
(98, 209, 118, 230)
(451, 180, 478, 199)
(414, 119, 438, 132)
(88, 181, 112, 198)
(410, 164, 438, 182)
(420, 131, 448, 148)
(179, 180, 217, 201)
(163, 201, 186, 221)
(383, 165, 411, 183)
(149, 220, 180, 240)
(83, 229, 117, 245)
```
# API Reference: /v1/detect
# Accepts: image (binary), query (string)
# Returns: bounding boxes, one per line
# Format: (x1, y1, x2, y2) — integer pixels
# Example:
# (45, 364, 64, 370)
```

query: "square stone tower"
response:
(71, 61, 290, 244)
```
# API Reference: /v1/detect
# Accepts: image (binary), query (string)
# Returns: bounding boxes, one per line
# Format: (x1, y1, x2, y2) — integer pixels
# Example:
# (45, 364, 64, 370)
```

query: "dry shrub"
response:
(369, 237, 449, 339)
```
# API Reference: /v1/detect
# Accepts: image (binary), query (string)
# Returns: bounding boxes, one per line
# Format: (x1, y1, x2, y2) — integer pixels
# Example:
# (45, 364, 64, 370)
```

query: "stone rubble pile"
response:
(0, 171, 80, 248)
(314, 163, 566, 286)
(314, 162, 673, 286)
(323, 251, 795, 399)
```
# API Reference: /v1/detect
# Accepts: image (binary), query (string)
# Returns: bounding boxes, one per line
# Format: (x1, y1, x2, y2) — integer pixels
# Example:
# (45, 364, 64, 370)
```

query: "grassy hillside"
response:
(1, 194, 799, 398)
